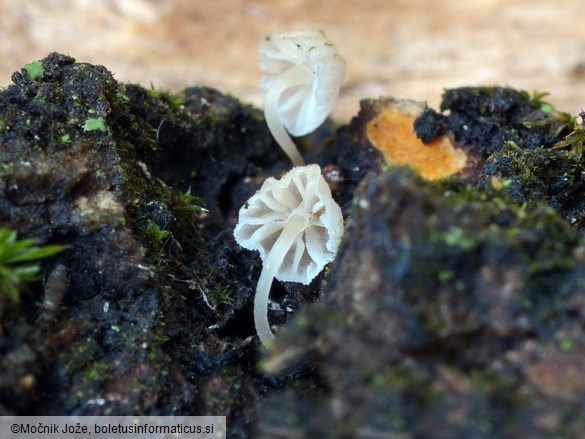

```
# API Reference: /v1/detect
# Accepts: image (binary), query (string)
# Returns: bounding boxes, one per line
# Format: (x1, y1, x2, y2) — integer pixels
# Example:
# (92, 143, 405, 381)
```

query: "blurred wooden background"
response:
(1, 0, 584, 121)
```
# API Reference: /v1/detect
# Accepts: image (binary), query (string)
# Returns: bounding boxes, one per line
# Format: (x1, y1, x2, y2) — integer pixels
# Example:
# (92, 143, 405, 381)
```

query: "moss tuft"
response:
(0, 227, 64, 303)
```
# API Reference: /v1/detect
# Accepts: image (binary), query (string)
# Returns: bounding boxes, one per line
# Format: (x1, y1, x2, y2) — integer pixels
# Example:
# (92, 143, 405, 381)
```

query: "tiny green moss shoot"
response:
(83, 117, 106, 132)
(0, 228, 65, 302)
(23, 60, 44, 81)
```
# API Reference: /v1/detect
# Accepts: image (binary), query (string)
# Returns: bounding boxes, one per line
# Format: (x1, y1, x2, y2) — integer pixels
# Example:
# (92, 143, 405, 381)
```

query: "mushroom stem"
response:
(263, 66, 309, 167)
(254, 213, 307, 346)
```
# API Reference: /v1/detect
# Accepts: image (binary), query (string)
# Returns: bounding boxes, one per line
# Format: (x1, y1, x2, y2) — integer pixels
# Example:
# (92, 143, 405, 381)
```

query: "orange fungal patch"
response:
(366, 100, 468, 180)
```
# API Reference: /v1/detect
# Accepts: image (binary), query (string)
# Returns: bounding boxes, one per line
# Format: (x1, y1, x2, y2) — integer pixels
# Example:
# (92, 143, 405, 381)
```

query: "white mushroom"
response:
(259, 30, 346, 166)
(234, 164, 344, 346)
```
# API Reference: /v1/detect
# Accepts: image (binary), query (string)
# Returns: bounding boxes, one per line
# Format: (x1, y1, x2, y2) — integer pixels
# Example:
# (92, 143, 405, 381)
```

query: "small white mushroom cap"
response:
(234, 164, 344, 345)
(259, 30, 346, 166)
(235, 164, 344, 284)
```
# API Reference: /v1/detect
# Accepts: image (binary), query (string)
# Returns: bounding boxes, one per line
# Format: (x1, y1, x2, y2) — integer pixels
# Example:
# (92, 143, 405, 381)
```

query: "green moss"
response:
(174, 187, 205, 217)
(116, 91, 130, 103)
(435, 86, 571, 154)
(433, 226, 478, 251)
(192, 112, 220, 127)
(0, 163, 13, 178)
(210, 285, 233, 306)
(479, 141, 585, 229)
(437, 269, 455, 282)
(83, 117, 106, 132)
(250, 107, 265, 123)
(59, 133, 71, 144)
(0, 227, 65, 303)
(143, 220, 170, 247)
(362, 169, 583, 347)
(154, 182, 206, 232)
(149, 86, 184, 111)
(430, 177, 578, 272)
(559, 338, 576, 352)
(84, 361, 111, 382)
(551, 111, 585, 153)
(23, 60, 43, 81)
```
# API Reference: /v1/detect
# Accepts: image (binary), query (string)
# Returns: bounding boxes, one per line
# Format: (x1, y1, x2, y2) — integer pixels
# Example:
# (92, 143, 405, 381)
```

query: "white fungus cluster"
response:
(234, 30, 346, 346)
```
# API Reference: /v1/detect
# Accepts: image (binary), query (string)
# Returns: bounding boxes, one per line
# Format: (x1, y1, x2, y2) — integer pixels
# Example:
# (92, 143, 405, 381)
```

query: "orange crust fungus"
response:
(366, 99, 471, 180)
